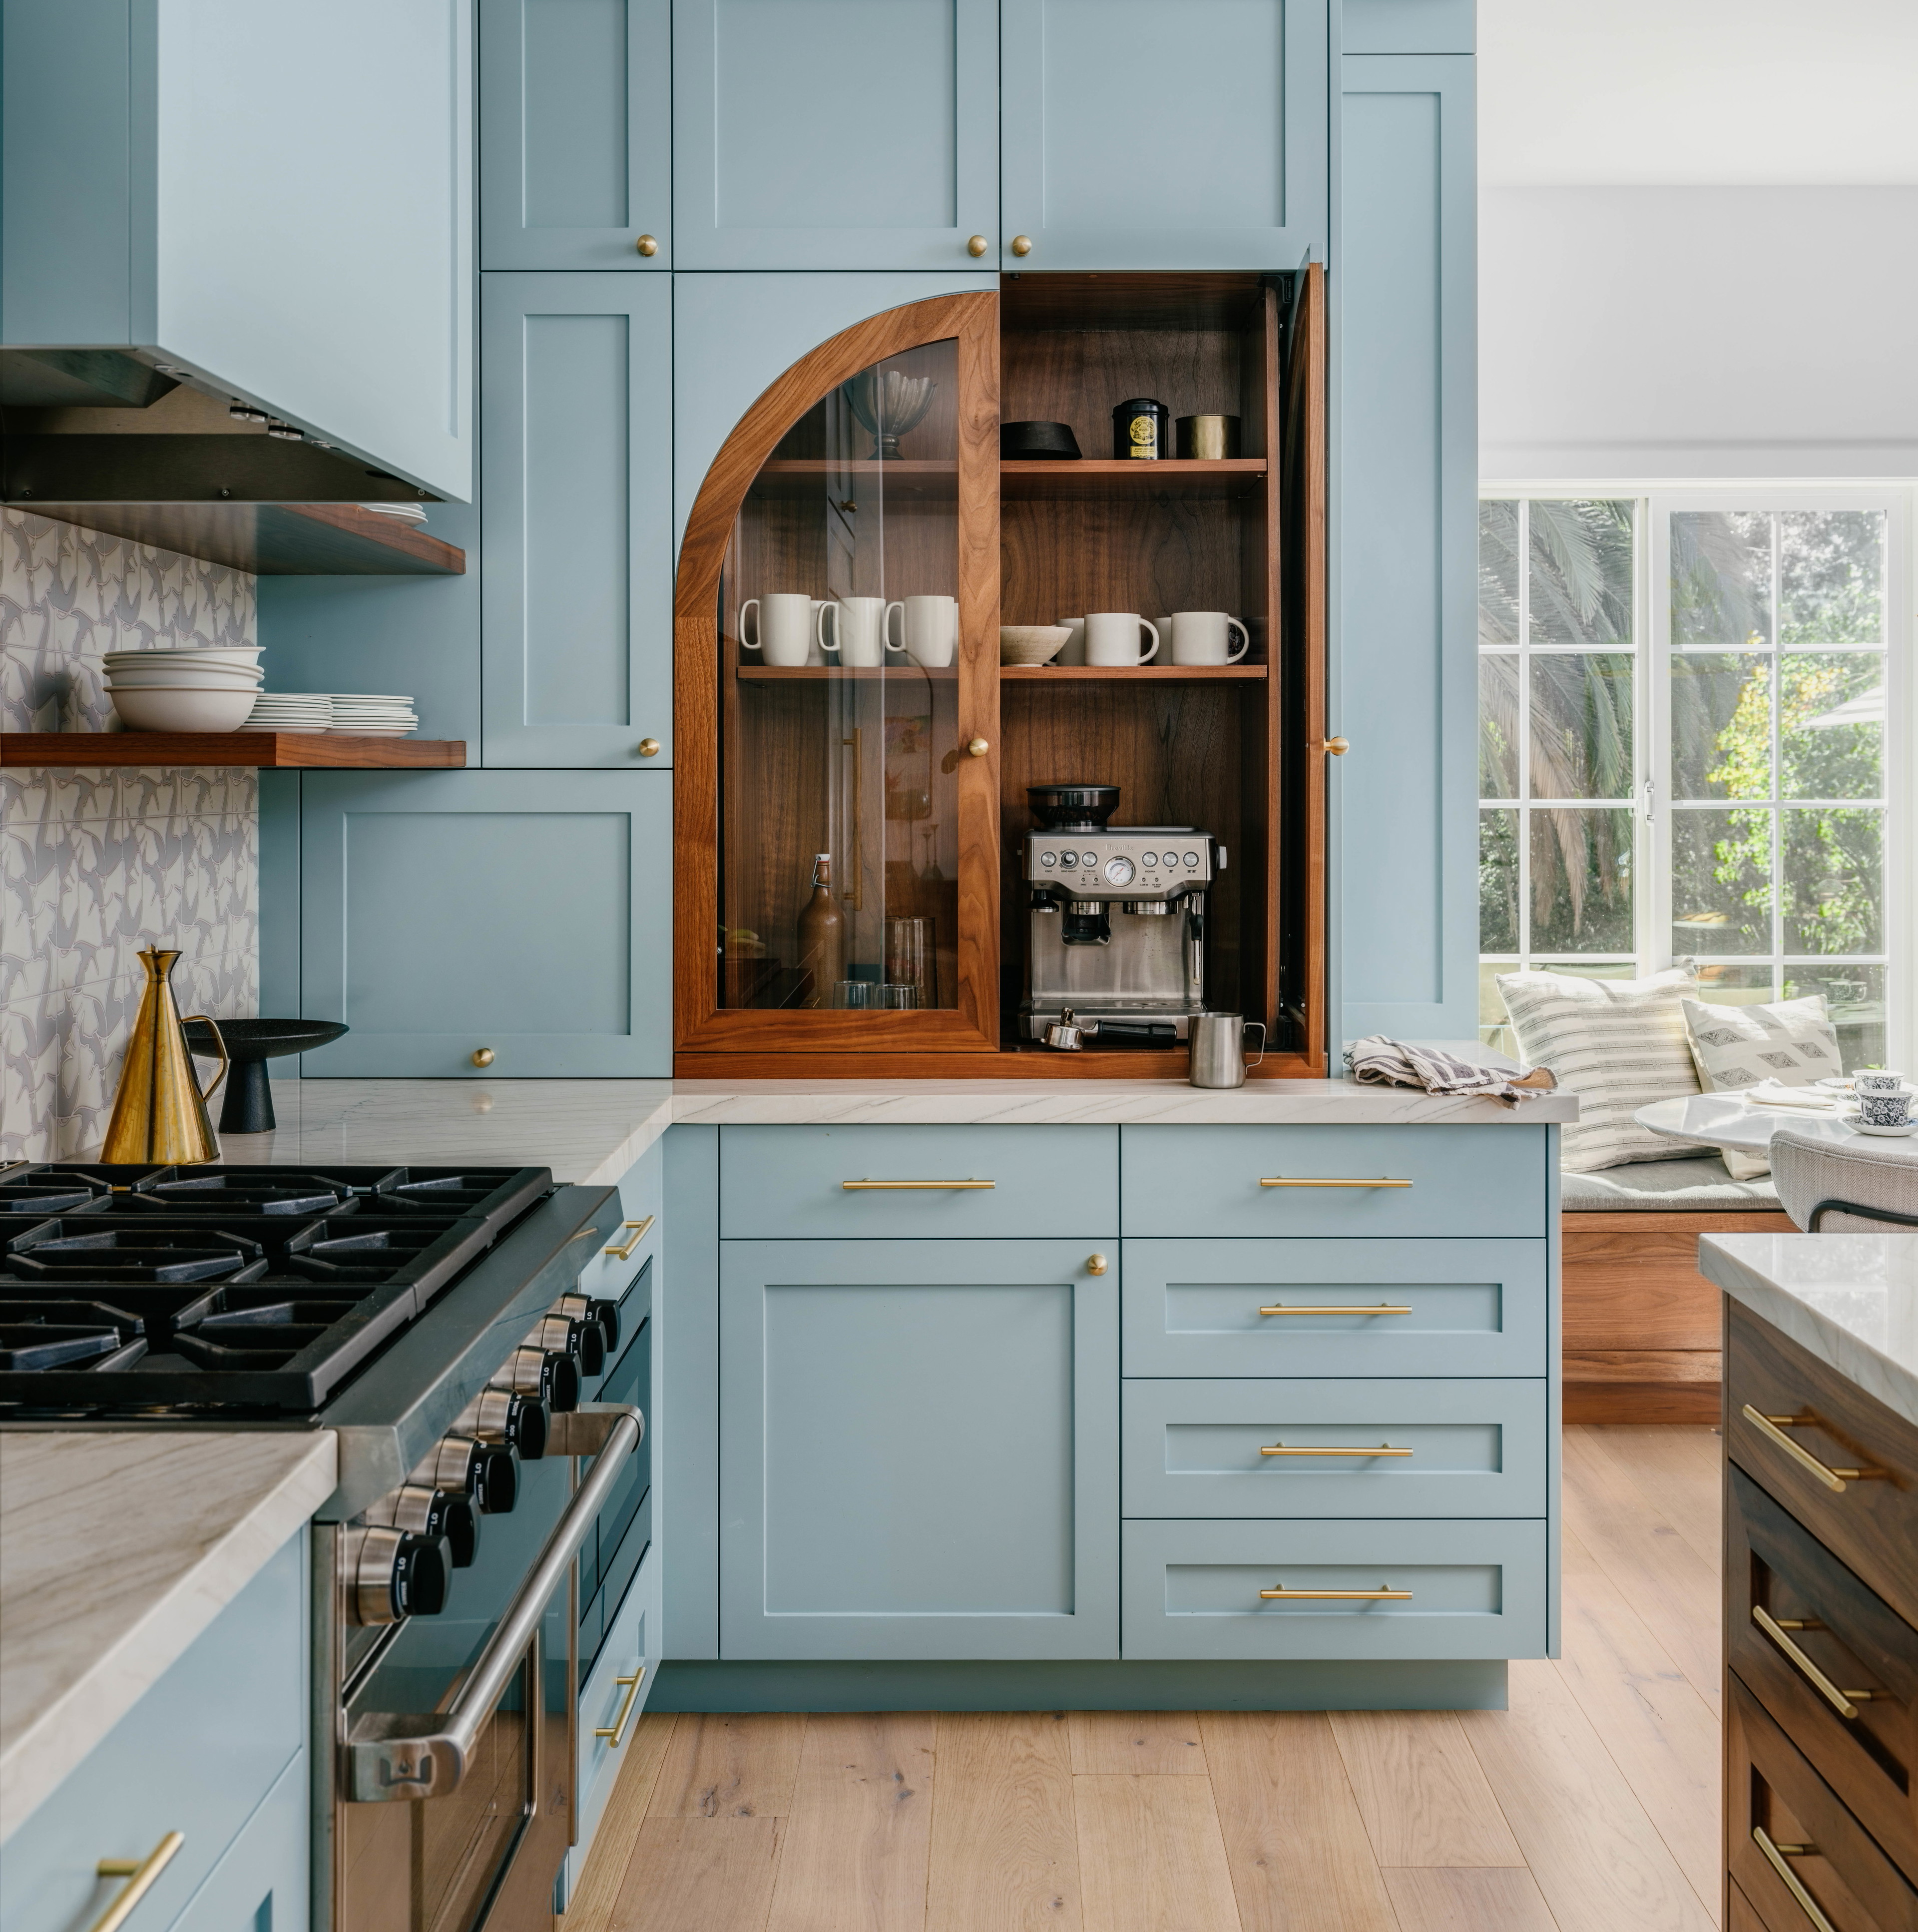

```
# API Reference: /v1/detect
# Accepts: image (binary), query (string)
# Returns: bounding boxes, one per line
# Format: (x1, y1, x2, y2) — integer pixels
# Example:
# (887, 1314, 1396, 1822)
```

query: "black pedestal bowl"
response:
(183, 1019, 350, 1134)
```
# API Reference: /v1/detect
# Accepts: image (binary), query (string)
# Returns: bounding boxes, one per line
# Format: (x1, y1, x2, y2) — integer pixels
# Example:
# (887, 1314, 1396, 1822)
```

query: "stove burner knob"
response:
(496, 1344, 581, 1415)
(367, 1482, 482, 1569)
(530, 1312, 603, 1377)
(345, 1526, 453, 1625)
(555, 1292, 621, 1359)
(457, 1385, 550, 1461)
(473, 1445, 518, 1513)
(424, 1435, 519, 1514)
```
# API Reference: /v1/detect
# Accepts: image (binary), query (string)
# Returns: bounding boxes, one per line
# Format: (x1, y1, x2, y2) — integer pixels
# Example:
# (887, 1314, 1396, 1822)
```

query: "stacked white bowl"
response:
(104, 646, 263, 732)
(327, 694, 420, 736)
(241, 693, 333, 734)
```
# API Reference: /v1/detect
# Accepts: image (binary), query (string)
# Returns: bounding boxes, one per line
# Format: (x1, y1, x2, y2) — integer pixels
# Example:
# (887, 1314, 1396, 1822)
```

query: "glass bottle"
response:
(795, 853, 846, 1009)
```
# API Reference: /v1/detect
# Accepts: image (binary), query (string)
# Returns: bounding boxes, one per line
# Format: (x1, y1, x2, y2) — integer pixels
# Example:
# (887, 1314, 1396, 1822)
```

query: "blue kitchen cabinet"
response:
(671, 0, 999, 269)
(1333, 51, 1476, 1042)
(482, 273, 674, 766)
(480, 0, 672, 269)
(2, 0, 473, 500)
(999, 0, 1327, 270)
(0, 1532, 308, 1932)
(719, 1237, 1118, 1659)
(295, 770, 671, 1078)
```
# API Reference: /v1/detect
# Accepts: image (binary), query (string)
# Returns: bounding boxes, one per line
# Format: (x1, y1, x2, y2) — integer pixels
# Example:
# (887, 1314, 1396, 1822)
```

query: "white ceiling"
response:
(1478, 0, 1918, 185)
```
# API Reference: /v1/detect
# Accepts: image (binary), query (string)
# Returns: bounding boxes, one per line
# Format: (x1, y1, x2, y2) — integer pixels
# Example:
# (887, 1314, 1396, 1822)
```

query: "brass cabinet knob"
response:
(635, 234, 658, 256)
(967, 737, 990, 757)
(966, 234, 988, 257)
(1086, 1253, 1108, 1276)
(637, 737, 661, 757)
(1010, 235, 1033, 257)
(471, 1047, 495, 1068)
(1325, 736, 1349, 755)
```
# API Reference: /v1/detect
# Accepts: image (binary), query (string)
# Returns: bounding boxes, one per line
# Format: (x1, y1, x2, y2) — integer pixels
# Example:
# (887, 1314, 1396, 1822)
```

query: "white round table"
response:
(1635, 1091, 1886, 1155)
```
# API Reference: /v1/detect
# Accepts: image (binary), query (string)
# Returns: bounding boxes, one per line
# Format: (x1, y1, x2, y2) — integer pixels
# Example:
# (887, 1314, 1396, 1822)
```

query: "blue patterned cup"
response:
(1861, 1087, 1913, 1127)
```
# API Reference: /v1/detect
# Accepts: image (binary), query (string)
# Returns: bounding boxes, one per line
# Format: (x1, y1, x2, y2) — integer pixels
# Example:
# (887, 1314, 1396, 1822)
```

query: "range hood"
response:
(0, 364, 463, 576)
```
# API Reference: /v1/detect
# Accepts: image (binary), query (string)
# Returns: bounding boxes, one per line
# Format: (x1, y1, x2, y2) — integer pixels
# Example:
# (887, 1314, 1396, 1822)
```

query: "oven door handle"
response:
(344, 1405, 643, 1803)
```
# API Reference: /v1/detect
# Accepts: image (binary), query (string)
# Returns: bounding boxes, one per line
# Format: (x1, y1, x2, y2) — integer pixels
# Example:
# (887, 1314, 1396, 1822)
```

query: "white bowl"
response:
(111, 686, 259, 733)
(999, 625, 1072, 666)
(104, 649, 262, 667)
(107, 665, 264, 690)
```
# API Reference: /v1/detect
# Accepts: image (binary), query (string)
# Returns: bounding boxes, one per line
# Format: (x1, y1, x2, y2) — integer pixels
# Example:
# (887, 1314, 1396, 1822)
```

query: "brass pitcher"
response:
(100, 949, 229, 1164)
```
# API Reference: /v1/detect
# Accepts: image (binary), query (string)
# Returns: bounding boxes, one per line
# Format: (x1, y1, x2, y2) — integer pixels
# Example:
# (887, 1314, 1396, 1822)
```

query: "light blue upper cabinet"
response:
(297, 770, 671, 1078)
(999, 0, 1327, 270)
(482, 274, 674, 765)
(480, 0, 672, 268)
(672, 0, 999, 269)
(1333, 52, 1476, 1043)
(1, 0, 474, 501)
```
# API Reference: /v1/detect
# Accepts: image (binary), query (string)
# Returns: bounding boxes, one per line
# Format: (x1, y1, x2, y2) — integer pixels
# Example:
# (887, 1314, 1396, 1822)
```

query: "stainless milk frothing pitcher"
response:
(1188, 1013, 1265, 1087)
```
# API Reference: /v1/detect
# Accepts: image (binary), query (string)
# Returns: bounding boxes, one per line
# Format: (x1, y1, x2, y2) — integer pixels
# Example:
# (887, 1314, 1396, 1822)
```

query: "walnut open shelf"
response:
(1000, 457, 1266, 501)
(999, 664, 1268, 681)
(736, 665, 957, 681)
(0, 732, 467, 768)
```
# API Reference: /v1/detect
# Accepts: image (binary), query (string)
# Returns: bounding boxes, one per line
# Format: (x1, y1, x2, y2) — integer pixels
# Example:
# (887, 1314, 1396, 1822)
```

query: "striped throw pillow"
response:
(1495, 968, 1702, 1171)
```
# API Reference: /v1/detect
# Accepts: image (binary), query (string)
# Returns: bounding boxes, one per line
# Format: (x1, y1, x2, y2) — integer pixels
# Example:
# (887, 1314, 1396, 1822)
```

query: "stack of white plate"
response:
(327, 694, 419, 737)
(359, 502, 429, 525)
(104, 646, 263, 732)
(241, 693, 334, 734)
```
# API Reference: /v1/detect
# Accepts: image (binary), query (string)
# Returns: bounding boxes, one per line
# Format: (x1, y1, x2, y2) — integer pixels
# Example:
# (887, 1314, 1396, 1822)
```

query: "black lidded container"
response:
(1027, 784, 1120, 830)
(1112, 397, 1170, 461)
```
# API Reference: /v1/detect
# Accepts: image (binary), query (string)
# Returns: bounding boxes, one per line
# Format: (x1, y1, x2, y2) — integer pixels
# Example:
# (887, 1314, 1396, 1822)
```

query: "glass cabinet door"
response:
(674, 293, 999, 1061)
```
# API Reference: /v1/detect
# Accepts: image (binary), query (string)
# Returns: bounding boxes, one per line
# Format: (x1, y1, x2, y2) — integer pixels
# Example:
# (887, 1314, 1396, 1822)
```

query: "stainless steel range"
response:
(0, 1159, 646, 1932)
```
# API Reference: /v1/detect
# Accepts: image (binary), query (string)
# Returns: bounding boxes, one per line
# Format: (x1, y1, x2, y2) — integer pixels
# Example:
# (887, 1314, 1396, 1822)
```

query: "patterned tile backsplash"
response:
(0, 510, 259, 1160)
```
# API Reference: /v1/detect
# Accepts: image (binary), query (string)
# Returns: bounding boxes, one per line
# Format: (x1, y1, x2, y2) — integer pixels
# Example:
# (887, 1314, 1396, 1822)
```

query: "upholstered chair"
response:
(1771, 1129, 1918, 1232)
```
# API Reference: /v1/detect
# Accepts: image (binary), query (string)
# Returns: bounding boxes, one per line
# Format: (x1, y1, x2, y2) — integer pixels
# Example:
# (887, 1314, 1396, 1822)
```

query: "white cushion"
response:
(1680, 993, 1841, 1091)
(1495, 968, 1702, 1171)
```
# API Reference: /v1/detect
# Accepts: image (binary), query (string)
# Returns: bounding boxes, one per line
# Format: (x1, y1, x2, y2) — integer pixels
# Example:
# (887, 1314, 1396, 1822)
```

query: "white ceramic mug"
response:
(1083, 612, 1159, 667)
(739, 592, 815, 668)
(1168, 610, 1250, 665)
(891, 594, 958, 668)
(818, 596, 906, 668)
(1054, 617, 1086, 666)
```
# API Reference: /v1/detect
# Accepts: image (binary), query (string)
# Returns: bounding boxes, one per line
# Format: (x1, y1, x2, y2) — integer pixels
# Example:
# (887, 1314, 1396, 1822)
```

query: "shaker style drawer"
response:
(1121, 1379, 1547, 1519)
(1730, 1465, 1918, 1888)
(1730, 1302, 1918, 1630)
(1120, 1126, 1548, 1237)
(1729, 1674, 1918, 1932)
(1121, 1238, 1548, 1379)
(577, 1543, 661, 1879)
(719, 1125, 1117, 1239)
(1120, 1519, 1547, 1661)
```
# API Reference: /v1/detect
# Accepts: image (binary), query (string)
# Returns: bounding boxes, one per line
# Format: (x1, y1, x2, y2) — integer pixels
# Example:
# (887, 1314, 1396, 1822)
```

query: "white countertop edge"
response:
(0, 1432, 337, 1842)
(1700, 1234, 1918, 1430)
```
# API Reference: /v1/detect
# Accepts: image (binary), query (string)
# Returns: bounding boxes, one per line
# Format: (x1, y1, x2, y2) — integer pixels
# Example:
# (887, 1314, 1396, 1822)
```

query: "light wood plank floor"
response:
(563, 1425, 1722, 1932)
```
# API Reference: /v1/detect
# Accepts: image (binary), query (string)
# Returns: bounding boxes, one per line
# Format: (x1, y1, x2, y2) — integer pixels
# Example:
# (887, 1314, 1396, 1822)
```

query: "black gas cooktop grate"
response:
(0, 1164, 551, 1412)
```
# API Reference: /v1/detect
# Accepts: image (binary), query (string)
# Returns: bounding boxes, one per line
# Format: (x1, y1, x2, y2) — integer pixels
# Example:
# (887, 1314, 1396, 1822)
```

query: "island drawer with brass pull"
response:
(1730, 1303, 1918, 1630)
(1730, 1464, 1918, 1888)
(1729, 1675, 1918, 1932)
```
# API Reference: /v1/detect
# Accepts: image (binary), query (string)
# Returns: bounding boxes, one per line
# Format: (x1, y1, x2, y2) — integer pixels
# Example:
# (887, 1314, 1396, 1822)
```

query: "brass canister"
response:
(99, 948, 229, 1164)
(1175, 413, 1242, 460)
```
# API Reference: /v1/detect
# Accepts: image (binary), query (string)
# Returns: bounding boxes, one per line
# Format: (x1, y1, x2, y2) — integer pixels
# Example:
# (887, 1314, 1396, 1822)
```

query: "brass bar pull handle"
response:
(1751, 1605, 1877, 1719)
(1259, 1582, 1412, 1601)
(1259, 1177, 1413, 1189)
(1752, 1826, 1838, 1932)
(1260, 1443, 1413, 1457)
(1740, 1405, 1883, 1491)
(89, 1832, 185, 1932)
(604, 1216, 654, 1260)
(595, 1667, 646, 1746)
(1258, 1303, 1413, 1317)
(841, 1179, 995, 1191)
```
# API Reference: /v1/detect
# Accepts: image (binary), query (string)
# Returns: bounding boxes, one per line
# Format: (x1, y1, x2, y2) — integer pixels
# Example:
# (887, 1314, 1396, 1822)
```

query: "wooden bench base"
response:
(1562, 1208, 1795, 1422)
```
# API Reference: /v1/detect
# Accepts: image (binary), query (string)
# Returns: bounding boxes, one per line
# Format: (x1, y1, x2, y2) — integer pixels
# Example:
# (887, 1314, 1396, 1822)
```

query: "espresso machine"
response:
(1019, 785, 1217, 1044)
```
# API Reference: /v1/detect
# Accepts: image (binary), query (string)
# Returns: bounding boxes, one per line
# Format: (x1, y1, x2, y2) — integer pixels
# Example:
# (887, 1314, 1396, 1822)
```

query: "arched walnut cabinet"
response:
(673, 270, 1327, 1078)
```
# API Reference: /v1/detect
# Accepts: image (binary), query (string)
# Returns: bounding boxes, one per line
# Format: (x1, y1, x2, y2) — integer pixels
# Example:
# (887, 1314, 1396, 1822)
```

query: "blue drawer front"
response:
(1121, 1379, 1547, 1518)
(170, 1749, 308, 1932)
(1120, 1126, 1548, 1237)
(1121, 1518, 1548, 1660)
(573, 1543, 661, 1899)
(720, 1125, 1118, 1239)
(1121, 1238, 1548, 1378)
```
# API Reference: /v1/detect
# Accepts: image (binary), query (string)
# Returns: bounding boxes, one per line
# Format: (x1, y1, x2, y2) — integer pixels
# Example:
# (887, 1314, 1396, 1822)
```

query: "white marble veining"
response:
(1639, 1090, 1884, 1156)
(1700, 1233, 1918, 1430)
(0, 1430, 335, 1841)
(212, 1075, 1576, 1187)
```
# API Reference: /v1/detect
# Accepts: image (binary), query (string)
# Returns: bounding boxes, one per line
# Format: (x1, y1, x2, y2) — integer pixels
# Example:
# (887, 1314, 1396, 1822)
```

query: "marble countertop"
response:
(1700, 1233, 1918, 1429)
(1639, 1090, 1892, 1156)
(217, 1075, 1578, 1185)
(0, 1431, 336, 1841)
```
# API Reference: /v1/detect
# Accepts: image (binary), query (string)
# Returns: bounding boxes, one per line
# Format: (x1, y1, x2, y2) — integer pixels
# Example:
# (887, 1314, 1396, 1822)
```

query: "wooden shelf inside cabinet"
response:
(1000, 458, 1266, 501)
(751, 459, 957, 500)
(999, 664, 1268, 682)
(0, 733, 468, 768)
(736, 665, 958, 681)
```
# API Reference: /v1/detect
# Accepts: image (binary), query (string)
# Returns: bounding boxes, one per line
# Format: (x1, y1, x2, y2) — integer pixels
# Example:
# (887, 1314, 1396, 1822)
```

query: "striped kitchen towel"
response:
(1344, 1036, 1558, 1109)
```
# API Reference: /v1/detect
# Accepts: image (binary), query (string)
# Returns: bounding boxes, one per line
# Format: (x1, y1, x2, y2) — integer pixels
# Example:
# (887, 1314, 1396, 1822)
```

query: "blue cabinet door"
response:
(297, 770, 671, 1077)
(482, 273, 674, 767)
(1334, 53, 1476, 1041)
(719, 1238, 1118, 1658)
(999, 0, 1327, 269)
(672, 0, 999, 269)
(480, 0, 672, 268)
